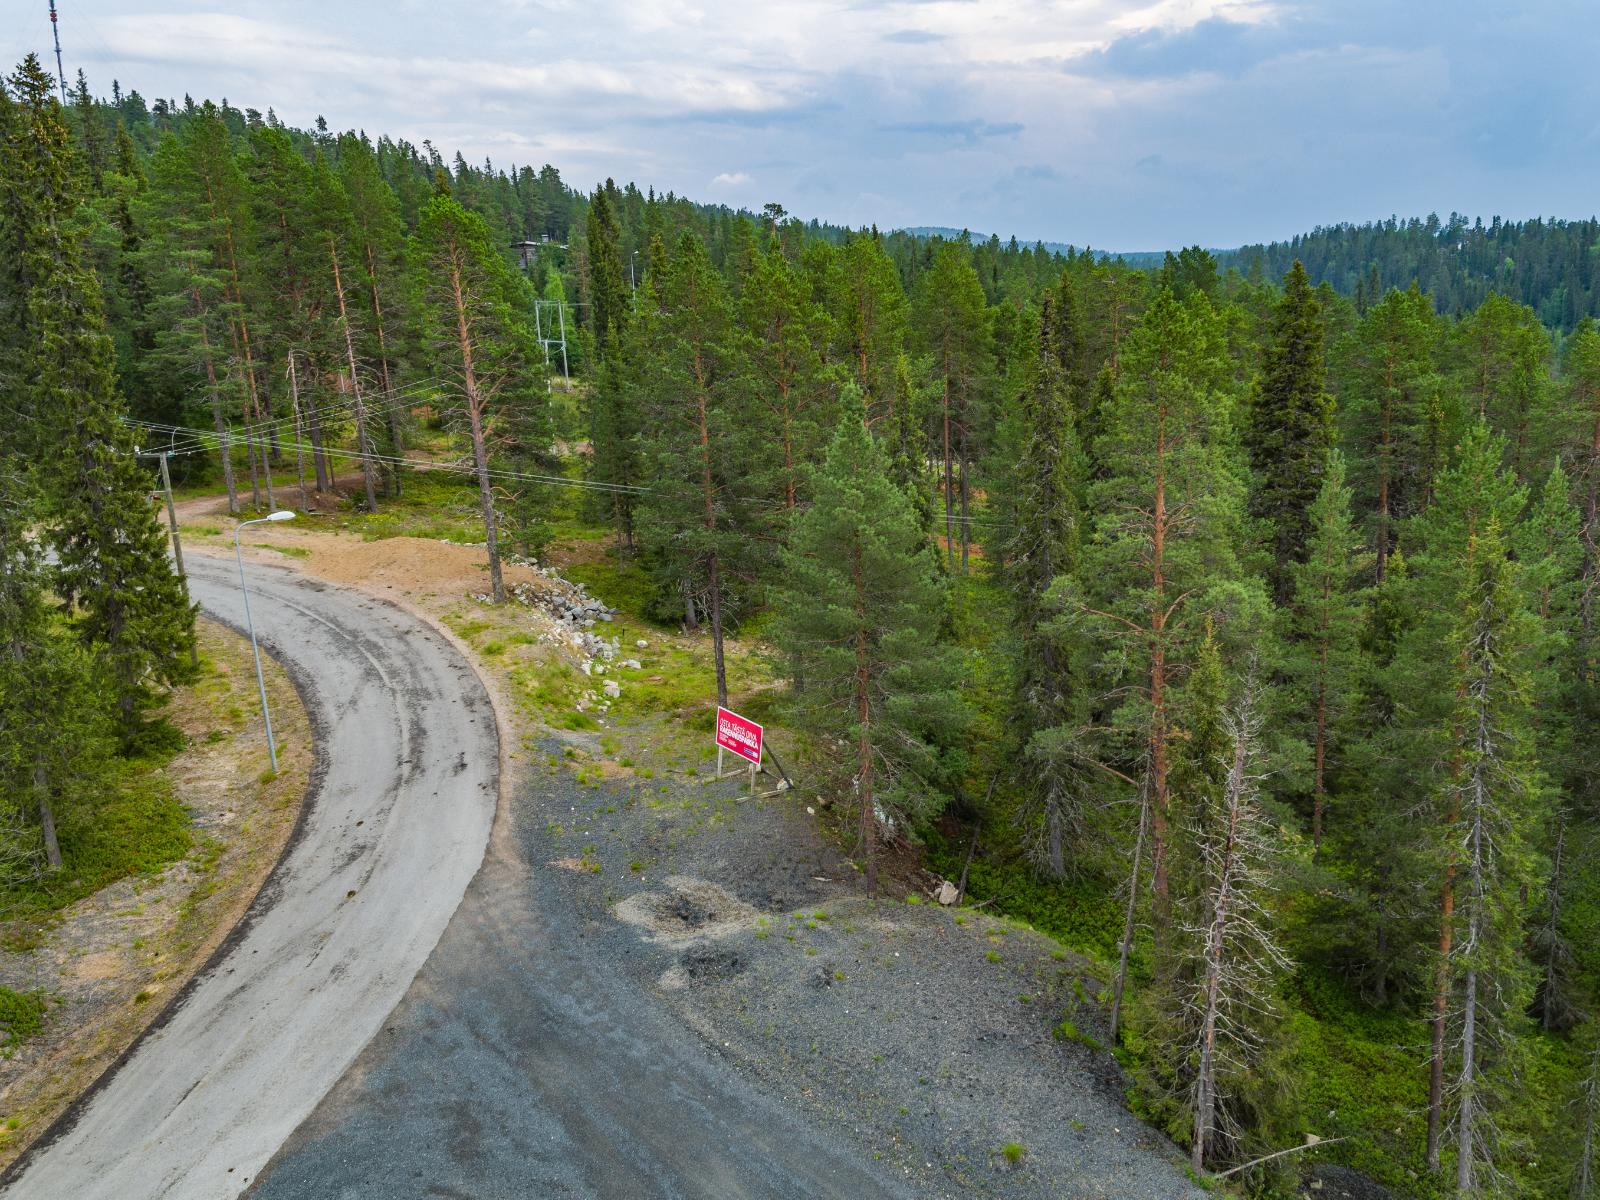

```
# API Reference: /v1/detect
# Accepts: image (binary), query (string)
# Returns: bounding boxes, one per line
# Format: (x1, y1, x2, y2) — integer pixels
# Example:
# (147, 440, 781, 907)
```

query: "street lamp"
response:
(234, 511, 295, 773)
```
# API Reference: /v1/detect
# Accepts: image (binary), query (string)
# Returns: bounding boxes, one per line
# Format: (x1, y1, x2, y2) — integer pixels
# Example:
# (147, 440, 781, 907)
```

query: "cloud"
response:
(4, 0, 1593, 249)
(1084, 15, 1287, 80)
(878, 118, 1025, 142)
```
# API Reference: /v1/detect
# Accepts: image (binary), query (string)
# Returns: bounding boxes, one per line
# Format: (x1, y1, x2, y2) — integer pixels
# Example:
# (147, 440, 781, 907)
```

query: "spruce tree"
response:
(1564, 318, 1600, 681)
(3, 56, 196, 734)
(1286, 451, 1371, 851)
(1246, 260, 1335, 604)
(775, 393, 966, 894)
(585, 179, 628, 358)
(1437, 517, 1543, 1193)
(999, 297, 1088, 875)
(1397, 423, 1536, 1174)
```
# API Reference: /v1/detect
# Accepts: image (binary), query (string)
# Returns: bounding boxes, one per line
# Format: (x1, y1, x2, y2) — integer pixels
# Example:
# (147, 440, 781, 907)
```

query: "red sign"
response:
(715, 706, 763, 765)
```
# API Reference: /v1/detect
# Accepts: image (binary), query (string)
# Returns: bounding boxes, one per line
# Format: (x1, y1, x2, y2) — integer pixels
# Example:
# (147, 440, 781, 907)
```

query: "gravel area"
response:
(251, 726, 1203, 1199)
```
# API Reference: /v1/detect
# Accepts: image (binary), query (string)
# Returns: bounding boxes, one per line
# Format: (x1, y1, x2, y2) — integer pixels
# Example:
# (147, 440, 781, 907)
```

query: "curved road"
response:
(2, 553, 498, 1200)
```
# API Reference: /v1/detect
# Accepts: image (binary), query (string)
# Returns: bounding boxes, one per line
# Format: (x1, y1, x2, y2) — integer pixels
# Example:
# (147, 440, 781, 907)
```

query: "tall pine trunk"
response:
(330, 237, 379, 513)
(852, 542, 876, 895)
(10, 639, 61, 870)
(692, 348, 728, 707)
(1376, 362, 1393, 582)
(366, 244, 404, 498)
(445, 249, 505, 603)
(942, 378, 954, 570)
(198, 314, 239, 515)
(1149, 406, 1171, 900)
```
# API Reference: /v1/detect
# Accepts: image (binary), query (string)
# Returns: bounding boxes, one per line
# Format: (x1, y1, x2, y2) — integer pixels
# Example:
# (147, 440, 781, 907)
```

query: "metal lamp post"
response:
(234, 511, 296, 772)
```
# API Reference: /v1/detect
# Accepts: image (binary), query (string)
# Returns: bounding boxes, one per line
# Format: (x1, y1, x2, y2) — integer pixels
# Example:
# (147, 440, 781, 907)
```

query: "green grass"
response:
(0, 987, 48, 1054)
(1, 763, 191, 921)
(253, 543, 310, 558)
(342, 471, 487, 543)
(563, 558, 660, 625)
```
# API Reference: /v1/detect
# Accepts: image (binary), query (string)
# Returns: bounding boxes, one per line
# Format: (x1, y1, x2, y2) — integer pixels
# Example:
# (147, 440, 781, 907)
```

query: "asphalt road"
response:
(2, 553, 498, 1200)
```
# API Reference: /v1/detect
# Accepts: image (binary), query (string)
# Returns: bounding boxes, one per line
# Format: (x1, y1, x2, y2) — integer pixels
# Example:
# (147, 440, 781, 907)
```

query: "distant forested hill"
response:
(1223, 213, 1600, 329)
(901, 225, 1168, 267)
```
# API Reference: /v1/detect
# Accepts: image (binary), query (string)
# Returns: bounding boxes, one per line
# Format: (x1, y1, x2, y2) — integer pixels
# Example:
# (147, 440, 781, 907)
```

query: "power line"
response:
(122, 416, 649, 495)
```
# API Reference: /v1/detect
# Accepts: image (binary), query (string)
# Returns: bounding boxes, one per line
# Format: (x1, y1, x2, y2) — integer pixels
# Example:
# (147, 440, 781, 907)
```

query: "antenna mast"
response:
(48, 0, 68, 104)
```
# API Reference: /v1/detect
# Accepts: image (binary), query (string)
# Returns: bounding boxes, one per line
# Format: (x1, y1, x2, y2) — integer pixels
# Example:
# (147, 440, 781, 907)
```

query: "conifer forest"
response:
(4, 51, 1600, 1200)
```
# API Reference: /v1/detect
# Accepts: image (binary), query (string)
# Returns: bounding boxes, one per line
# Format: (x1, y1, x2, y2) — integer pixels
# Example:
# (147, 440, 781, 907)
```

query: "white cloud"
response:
(4, 1, 1581, 248)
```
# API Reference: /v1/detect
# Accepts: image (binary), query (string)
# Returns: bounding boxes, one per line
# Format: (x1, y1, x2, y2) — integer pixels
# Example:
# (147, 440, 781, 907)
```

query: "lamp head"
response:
(265, 510, 296, 522)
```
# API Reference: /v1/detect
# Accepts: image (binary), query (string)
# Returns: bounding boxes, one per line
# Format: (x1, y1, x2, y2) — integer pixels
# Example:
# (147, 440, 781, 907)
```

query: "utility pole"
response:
(287, 352, 310, 509)
(141, 448, 200, 668)
(47, 0, 67, 104)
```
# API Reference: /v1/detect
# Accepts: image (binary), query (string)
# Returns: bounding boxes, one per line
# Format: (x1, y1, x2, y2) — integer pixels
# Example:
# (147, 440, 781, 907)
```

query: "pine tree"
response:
(163, 102, 274, 508)
(736, 243, 840, 513)
(632, 234, 758, 705)
(337, 132, 410, 493)
(1564, 319, 1600, 682)
(1454, 292, 1551, 481)
(835, 231, 908, 423)
(1074, 288, 1264, 903)
(1338, 285, 1449, 580)
(1286, 451, 1371, 851)
(913, 243, 992, 572)
(141, 132, 246, 511)
(307, 153, 380, 512)
(1247, 261, 1335, 604)
(410, 194, 541, 602)
(775, 393, 966, 893)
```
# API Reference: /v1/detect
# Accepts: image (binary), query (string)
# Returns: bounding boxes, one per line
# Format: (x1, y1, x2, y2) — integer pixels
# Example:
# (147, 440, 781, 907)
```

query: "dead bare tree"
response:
(1576, 1024, 1600, 1199)
(1186, 669, 1291, 1173)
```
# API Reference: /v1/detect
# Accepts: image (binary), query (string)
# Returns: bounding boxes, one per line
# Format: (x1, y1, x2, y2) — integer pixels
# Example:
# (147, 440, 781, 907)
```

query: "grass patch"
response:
(1053, 1018, 1104, 1052)
(1, 766, 191, 920)
(563, 558, 659, 625)
(0, 988, 47, 1054)
(253, 543, 311, 559)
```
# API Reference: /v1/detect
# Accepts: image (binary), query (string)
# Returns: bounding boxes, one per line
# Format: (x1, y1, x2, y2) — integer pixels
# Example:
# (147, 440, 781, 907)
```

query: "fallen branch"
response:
(1213, 1135, 1346, 1179)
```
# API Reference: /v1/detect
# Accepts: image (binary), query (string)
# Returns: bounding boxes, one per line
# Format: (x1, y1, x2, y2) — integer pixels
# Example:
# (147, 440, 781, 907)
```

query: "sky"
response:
(6, 1, 1598, 250)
